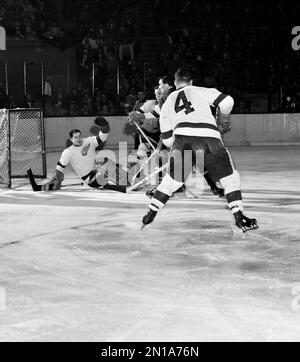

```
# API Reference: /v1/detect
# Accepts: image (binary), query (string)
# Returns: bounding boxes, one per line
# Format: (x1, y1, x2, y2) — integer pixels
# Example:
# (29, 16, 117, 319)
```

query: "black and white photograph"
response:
(0, 0, 300, 345)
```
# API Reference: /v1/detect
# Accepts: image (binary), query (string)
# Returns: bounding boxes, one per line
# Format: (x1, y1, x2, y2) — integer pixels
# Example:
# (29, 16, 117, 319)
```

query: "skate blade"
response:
(234, 224, 259, 234)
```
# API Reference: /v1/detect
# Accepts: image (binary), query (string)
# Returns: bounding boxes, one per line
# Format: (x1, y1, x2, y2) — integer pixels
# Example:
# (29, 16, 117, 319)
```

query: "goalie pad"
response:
(137, 143, 150, 159)
(92, 159, 128, 187)
(127, 161, 147, 186)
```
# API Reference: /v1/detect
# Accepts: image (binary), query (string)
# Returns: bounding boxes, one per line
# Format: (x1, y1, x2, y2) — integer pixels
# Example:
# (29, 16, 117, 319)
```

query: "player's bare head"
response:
(174, 68, 193, 89)
(154, 85, 163, 102)
(137, 90, 145, 101)
(69, 129, 82, 146)
(158, 75, 173, 93)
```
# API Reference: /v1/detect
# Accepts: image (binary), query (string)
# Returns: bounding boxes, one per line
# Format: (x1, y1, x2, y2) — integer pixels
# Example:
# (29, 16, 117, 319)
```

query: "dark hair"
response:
(158, 75, 173, 86)
(175, 67, 193, 83)
(69, 129, 81, 138)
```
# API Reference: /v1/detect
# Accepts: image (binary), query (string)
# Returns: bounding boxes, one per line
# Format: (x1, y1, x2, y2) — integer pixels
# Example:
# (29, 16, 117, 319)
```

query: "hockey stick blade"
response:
(27, 169, 42, 191)
(102, 184, 127, 193)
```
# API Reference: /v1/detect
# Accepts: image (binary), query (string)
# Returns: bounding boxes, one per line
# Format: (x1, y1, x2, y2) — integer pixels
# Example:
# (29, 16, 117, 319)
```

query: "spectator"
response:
(0, 85, 8, 108)
(119, 39, 134, 64)
(43, 75, 53, 97)
(23, 93, 34, 108)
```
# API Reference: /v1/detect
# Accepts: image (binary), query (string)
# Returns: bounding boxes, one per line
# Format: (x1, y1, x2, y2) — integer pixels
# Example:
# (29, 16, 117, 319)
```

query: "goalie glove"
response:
(48, 169, 65, 190)
(216, 111, 231, 135)
(94, 117, 110, 134)
(27, 169, 64, 191)
(128, 111, 145, 125)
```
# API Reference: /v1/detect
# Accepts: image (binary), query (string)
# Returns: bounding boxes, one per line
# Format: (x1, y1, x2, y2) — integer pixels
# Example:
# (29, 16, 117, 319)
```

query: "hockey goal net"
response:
(0, 108, 46, 189)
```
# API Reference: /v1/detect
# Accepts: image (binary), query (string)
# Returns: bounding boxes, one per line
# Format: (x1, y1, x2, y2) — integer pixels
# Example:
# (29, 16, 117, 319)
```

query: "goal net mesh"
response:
(0, 109, 9, 189)
(0, 108, 46, 189)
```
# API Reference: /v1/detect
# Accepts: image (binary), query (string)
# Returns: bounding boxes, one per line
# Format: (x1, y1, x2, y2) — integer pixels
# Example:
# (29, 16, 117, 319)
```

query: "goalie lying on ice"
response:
(28, 117, 126, 193)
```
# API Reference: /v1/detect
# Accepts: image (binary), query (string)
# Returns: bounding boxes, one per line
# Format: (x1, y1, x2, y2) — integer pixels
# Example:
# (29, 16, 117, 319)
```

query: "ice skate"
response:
(234, 210, 258, 233)
(141, 209, 157, 229)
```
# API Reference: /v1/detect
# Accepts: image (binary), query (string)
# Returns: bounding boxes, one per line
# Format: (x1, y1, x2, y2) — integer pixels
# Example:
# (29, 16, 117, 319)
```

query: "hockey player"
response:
(129, 86, 163, 160)
(158, 75, 175, 106)
(142, 68, 258, 233)
(28, 117, 126, 192)
(129, 76, 225, 197)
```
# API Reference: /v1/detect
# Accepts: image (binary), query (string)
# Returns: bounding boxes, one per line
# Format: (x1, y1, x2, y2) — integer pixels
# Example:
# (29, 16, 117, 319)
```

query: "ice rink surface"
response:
(0, 146, 300, 342)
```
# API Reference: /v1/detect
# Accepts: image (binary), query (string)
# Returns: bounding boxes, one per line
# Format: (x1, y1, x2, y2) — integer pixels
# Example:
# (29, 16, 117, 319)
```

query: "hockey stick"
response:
(127, 163, 168, 192)
(84, 170, 127, 193)
(133, 121, 157, 152)
(61, 182, 84, 188)
(131, 138, 164, 185)
(101, 184, 127, 193)
(28, 169, 84, 191)
(27, 169, 42, 191)
(28, 169, 126, 193)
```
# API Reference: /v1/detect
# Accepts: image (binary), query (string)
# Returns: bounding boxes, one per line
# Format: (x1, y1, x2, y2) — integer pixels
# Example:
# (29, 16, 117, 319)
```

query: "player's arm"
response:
(41, 149, 70, 191)
(141, 104, 160, 133)
(94, 117, 111, 146)
(205, 88, 234, 134)
(159, 101, 174, 148)
(128, 107, 159, 125)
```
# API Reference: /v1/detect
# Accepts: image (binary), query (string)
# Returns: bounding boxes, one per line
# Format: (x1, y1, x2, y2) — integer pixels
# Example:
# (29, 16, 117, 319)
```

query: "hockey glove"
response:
(48, 169, 65, 190)
(128, 111, 145, 125)
(216, 112, 231, 135)
(94, 117, 110, 133)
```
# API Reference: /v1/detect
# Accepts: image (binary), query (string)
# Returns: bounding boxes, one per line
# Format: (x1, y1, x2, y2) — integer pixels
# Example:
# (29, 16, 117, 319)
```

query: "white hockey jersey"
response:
(159, 85, 231, 141)
(58, 136, 99, 179)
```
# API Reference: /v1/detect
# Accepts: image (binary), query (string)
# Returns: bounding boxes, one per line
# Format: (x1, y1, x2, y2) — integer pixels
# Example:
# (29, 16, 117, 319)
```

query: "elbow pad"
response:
(218, 95, 234, 115)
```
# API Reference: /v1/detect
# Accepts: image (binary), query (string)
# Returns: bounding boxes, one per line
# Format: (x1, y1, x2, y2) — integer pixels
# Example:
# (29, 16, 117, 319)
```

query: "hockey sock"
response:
(149, 190, 170, 212)
(226, 190, 244, 214)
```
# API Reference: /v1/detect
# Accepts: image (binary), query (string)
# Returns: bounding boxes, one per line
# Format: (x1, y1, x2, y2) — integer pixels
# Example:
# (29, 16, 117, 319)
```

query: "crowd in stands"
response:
(41, 82, 151, 118)
(74, 0, 146, 116)
(0, 0, 72, 48)
(154, 0, 300, 112)
(1, 0, 300, 114)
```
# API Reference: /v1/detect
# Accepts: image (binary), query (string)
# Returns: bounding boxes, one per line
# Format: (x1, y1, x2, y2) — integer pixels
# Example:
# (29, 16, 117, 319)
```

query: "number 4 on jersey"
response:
(175, 91, 195, 115)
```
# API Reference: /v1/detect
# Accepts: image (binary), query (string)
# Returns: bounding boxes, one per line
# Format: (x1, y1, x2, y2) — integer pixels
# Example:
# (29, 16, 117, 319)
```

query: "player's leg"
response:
(204, 169, 225, 197)
(142, 136, 191, 227)
(87, 161, 127, 192)
(142, 173, 184, 227)
(205, 141, 258, 232)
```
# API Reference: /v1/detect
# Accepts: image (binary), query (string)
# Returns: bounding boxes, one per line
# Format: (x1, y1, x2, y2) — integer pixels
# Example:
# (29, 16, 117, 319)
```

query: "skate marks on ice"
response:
(1, 202, 300, 341)
(1, 184, 300, 213)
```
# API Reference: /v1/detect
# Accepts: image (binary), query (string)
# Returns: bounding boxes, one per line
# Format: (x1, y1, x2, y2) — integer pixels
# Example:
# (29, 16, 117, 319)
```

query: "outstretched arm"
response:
(94, 116, 111, 146)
